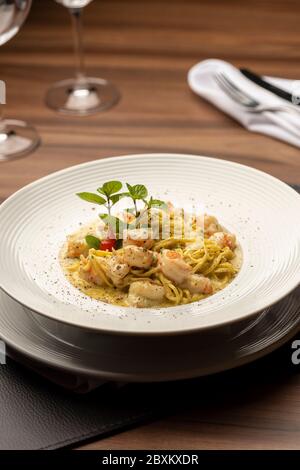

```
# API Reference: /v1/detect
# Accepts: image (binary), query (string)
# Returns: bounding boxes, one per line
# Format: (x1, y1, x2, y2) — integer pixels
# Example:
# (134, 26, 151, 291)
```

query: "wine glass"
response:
(0, 0, 40, 162)
(46, 0, 120, 115)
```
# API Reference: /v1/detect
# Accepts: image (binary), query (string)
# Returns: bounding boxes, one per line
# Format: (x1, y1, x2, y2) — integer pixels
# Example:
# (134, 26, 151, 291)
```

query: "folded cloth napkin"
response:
(188, 59, 300, 148)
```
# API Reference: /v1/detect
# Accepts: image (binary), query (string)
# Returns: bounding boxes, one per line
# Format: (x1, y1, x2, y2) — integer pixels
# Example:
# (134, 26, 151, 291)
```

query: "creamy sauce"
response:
(60, 244, 130, 307)
(60, 220, 242, 308)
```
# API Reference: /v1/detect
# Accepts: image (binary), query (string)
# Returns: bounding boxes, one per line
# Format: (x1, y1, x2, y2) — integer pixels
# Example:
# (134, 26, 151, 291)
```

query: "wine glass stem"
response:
(0, 108, 6, 134)
(70, 8, 86, 81)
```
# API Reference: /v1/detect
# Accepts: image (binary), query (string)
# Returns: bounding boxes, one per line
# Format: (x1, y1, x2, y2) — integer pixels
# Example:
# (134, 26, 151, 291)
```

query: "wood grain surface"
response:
(81, 345, 300, 450)
(0, 0, 299, 450)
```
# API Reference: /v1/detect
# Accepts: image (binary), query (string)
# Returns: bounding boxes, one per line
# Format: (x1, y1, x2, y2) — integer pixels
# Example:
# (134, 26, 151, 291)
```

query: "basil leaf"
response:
(102, 181, 122, 196)
(110, 192, 127, 204)
(149, 199, 167, 208)
(126, 183, 148, 200)
(134, 185, 148, 199)
(96, 188, 106, 196)
(126, 183, 134, 194)
(77, 192, 106, 205)
(85, 235, 101, 249)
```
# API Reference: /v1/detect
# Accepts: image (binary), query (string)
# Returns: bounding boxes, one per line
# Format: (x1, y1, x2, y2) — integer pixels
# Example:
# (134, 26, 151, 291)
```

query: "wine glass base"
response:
(45, 77, 120, 115)
(0, 120, 40, 163)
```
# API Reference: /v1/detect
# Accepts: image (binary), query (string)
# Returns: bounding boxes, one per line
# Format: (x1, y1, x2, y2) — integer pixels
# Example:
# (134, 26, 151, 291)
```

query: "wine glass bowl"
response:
(54, 0, 94, 7)
(0, 0, 31, 46)
(46, 0, 120, 115)
(0, 0, 40, 162)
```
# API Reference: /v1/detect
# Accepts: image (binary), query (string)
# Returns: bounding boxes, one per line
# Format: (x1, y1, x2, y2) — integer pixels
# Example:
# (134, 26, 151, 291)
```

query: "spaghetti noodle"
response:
(61, 205, 241, 308)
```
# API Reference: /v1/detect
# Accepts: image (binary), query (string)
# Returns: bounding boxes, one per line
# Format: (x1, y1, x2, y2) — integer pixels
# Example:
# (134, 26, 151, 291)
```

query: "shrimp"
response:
(127, 281, 165, 307)
(66, 236, 89, 258)
(79, 256, 107, 286)
(158, 250, 192, 284)
(210, 232, 236, 250)
(122, 245, 154, 269)
(107, 256, 130, 287)
(123, 228, 154, 249)
(184, 274, 213, 295)
(199, 214, 219, 237)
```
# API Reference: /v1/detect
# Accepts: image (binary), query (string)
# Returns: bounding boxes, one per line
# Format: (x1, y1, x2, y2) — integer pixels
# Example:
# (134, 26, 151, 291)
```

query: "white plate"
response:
(0, 289, 299, 381)
(0, 153, 299, 335)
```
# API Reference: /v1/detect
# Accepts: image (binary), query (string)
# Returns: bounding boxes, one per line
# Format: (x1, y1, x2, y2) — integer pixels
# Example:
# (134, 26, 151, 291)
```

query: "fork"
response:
(215, 72, 300, 115)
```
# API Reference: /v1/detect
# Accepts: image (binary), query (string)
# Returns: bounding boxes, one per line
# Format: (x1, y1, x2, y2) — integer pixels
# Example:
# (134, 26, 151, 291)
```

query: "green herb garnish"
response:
(77, 181, 126, 216)
(85, 235, 101, 249)
(77, 192, 106, 205)
(77, 180, 166, 237)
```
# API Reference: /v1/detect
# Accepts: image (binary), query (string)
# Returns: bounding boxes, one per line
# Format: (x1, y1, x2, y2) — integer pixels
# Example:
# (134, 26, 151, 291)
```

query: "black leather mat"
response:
(0, 335, 299, 450)
(0, 184, 299, 450)
(0, 358, 157, 450)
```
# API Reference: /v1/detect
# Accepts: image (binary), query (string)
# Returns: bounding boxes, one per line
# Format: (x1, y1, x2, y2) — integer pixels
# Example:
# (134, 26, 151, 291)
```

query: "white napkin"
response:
(187, 59, 300, 148)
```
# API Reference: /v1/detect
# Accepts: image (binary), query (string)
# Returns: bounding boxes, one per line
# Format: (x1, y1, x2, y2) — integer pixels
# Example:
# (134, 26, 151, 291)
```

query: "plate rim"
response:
(1, 152, 299, 212)
(0, 152, 300, 336)
(1, 290, 299, 382)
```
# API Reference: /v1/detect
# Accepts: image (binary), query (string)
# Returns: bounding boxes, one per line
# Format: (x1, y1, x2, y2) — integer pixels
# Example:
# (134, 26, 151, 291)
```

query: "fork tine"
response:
(215, 72, 257, 107)
(218, 72, 258, 105)
(219, 72, 247, 93)
(215, 72, 300, 121)
(216, 73, 247, 100)
(215, 74, 246, 104)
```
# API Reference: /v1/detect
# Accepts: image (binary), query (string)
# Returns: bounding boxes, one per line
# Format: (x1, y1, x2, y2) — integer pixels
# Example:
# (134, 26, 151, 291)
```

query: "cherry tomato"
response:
(100, 239, 116, 252)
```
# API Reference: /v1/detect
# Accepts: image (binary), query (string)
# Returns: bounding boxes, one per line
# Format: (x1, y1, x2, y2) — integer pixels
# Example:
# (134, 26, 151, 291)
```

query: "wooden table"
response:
(1, 0, 299, 449)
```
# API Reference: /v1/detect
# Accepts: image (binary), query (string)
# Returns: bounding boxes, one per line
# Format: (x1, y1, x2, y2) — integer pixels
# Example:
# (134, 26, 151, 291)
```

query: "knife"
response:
(240, 68, 296, 104)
